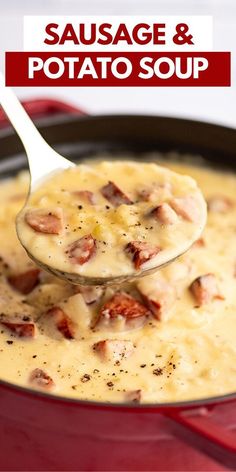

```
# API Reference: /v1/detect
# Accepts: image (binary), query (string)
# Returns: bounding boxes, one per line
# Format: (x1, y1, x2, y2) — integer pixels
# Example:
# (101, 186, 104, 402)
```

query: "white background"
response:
(24, 15, 213, 51)
(0, 0, 235, 128)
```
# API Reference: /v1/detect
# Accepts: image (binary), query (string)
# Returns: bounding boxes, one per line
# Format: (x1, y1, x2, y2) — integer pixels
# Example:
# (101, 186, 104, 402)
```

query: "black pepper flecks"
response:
(153, 368, 163, 376)
(107, 381, 114, 387)
(81, 374, 91, 383)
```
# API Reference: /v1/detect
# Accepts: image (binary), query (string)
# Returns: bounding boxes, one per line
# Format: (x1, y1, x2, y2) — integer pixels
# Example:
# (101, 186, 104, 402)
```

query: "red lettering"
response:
(44, 23, 60, 45)
(132, 24, 152, 45)
(153, 23, 166, 44)
(113, 24, 132, 45)
(59, 24, 79, 45)
(80, 23, 96, 45)
(98, 23, 113, 45)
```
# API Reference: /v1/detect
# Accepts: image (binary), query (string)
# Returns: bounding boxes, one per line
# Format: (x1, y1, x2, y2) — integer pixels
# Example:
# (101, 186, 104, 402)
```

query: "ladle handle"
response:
(0, 73, 73, 187)
(0, 73, 48, 156)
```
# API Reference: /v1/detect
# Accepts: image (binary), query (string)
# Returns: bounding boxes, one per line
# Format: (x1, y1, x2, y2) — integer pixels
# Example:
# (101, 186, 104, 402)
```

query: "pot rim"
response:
(0, 375, 235, 411)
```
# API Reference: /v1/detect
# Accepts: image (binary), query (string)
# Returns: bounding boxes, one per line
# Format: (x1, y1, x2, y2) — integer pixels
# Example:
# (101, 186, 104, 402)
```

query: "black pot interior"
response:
(0, 115, 235, 176)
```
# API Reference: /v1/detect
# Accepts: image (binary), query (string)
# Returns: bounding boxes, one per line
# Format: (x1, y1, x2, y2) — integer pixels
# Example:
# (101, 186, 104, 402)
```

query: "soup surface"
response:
(0, 157, 235, 403)
(17, 161, 206, 280)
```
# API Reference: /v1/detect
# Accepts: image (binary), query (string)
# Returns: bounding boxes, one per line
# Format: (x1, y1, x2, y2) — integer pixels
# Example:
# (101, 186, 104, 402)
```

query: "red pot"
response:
(0, 99, 235, 471)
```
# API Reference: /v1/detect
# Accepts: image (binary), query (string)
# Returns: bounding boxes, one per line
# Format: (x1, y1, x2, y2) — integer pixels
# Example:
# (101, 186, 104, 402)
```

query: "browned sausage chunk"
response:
(125, 241, 161, 269)
(66, 234, 96, 265)
(99, 292, 150, 320)
(189, 274, 224, 306)
(47, 306, 75, 339)
(151, 203, 178, 225)
(25, 208, 64, 234)
(0, 315, 35, 338)
(139, 280, 175, 321)
(101, 181, 133, 207)
(170, 196, 200, 222)
(8, 268, 40, 295)
(29, 368, 54, 390)
(141, 296, 167, 321)
(93, 339, 134, 361)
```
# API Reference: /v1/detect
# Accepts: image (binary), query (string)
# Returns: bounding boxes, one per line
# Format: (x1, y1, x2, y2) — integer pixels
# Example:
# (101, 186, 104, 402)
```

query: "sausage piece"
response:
(72, 190, 95, 205)
(137, 183, 171, 202)
(47, 306, 75, 339)
(138, 187, 160, 202)
(192, 238, 205, 249)
(125, 389, 142, 403)
(0, 315, 35, 338)
(8, 269, 40, 295)
(99, 292, 150, 321)
(141, 296, 168, 321)
(93, 339, 134, 361)
(66, 234, 96, 265)
(125, 241, 161, 269)
(29, 368, 54, 390)
(138, 278, 176, 321)
(207, 196, 234, 213)
(170, 196, 200, 223)
(101, 181, 133, 207)
(189, 274, 224, 306)
(151, 203, 178, 225)
(25, 208, 64, 234)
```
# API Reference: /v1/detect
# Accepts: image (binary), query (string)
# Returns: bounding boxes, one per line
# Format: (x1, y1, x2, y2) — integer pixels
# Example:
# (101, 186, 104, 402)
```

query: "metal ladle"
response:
(0, 76, 205, 286)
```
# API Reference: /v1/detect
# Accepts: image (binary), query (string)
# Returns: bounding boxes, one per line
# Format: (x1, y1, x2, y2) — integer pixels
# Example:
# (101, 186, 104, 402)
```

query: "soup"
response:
(0, 159, 235, 403)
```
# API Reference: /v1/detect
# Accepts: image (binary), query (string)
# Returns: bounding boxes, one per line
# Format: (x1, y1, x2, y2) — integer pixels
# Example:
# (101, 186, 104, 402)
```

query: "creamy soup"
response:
(16, 161, 206, 280)
(0, 158, 235, 404)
